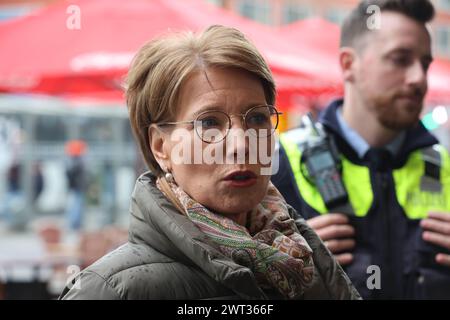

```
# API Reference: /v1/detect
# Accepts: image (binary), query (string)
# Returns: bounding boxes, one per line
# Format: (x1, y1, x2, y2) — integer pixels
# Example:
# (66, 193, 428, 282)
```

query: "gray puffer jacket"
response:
(60, 172, 361, 300)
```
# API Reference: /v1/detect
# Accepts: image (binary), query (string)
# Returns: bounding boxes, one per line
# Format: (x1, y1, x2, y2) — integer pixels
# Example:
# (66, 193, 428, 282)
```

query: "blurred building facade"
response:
(0, 0, 56, 20)
(0, 95, 140, 230)
(209, 0, 450, 60)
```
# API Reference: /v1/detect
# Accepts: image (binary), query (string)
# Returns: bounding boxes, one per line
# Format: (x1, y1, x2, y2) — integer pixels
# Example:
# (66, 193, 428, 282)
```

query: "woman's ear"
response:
(148, 125, 170, 171)
(339, 47, 356, 83)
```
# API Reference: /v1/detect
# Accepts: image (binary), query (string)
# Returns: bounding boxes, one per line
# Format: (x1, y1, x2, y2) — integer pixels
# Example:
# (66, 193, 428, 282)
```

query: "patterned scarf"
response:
(156, 178, 314, 299)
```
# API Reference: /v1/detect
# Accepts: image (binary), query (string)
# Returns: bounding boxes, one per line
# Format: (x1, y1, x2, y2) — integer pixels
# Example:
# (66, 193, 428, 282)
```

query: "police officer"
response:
(273, 0, 450, 299)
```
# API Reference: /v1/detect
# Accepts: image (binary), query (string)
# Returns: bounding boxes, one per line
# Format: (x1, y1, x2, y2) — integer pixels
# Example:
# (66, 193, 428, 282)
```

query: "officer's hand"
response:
(421, 212, 450, 267)
(307, 213, 355, 266)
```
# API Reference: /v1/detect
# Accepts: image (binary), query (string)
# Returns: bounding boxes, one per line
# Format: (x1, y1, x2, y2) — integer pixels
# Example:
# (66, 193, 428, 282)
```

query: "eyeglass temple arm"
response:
(156, 120, 195, 126)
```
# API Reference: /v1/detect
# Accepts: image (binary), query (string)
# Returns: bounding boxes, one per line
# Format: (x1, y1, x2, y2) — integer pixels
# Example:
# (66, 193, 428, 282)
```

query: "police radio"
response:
(300, 113, 350, 210)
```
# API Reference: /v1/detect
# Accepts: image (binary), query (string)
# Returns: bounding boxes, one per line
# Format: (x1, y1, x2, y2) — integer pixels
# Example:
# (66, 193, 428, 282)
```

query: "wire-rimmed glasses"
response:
(156, 105, 282, 143)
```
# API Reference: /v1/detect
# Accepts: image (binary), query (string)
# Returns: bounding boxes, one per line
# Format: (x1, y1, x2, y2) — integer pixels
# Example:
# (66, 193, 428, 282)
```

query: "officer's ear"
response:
(339, 47, 356, 83)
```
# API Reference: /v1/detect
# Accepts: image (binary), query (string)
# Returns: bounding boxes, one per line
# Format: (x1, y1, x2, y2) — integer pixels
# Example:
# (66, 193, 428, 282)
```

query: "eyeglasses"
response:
(156, 105, 282, 143)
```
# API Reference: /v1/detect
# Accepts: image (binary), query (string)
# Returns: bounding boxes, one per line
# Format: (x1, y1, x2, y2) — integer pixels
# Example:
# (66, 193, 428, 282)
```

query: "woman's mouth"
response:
(223, 170, 258, 187)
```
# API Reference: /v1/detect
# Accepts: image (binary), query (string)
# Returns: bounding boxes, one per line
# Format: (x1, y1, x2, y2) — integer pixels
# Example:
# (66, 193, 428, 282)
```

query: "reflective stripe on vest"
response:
(393, 145, 450, 219)
(280, 133, 450, 219)
(279, 134, 373, 217)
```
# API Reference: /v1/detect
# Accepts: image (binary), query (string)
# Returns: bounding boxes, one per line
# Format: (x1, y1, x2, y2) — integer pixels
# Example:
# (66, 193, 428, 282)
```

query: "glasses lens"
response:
(245, 106, 278, 137)
(195, 111, 230, 143)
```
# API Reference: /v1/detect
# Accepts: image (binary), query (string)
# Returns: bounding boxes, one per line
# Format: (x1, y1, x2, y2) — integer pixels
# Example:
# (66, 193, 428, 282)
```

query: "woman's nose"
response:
(229, 114, 246, 130)
(225, 118, 249, 163)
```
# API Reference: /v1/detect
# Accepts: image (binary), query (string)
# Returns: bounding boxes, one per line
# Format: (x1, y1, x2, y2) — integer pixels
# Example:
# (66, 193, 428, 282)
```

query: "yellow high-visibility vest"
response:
(280, 133, 450, 219)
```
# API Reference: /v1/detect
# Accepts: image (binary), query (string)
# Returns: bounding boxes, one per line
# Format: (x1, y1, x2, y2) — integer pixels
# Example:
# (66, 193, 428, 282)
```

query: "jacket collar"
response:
(319, 99, 439, 166)
(128, 172, 267, 299)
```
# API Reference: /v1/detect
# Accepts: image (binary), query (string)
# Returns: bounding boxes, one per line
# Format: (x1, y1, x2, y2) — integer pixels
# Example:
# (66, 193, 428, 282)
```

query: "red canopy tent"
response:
(280, 18, 339, 50)
(0, 0, 339, 110)
(278, 17, 450, 104)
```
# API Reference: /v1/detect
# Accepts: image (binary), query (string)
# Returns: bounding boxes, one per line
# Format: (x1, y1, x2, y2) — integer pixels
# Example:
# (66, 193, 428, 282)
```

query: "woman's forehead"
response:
(176, 68, 266, 116)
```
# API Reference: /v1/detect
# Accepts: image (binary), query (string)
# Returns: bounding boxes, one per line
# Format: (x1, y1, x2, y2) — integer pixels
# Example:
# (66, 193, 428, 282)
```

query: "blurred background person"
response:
(64, 140, 87, 231)
(0, 160, 24, 228)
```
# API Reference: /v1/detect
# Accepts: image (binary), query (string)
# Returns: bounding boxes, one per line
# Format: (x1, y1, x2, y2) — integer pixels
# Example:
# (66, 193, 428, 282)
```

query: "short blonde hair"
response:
(125, 25, 276, 175)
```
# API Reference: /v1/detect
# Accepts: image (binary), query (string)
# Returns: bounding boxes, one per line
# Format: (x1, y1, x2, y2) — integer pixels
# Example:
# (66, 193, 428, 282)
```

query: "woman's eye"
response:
(200, 117, 220, 128)
(247, 113, 269, 125)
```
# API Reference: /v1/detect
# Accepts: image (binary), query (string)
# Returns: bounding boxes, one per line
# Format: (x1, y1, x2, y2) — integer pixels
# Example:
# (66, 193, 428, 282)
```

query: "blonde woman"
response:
(60, 25, 360, 300)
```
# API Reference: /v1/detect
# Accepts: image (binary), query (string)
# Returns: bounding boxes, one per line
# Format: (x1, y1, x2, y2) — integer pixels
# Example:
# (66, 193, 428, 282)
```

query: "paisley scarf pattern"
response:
(156, 178, 314, 299)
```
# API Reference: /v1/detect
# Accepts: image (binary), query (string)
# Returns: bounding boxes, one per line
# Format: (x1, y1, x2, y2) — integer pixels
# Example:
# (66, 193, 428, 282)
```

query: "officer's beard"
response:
(370, 88, 425, 131)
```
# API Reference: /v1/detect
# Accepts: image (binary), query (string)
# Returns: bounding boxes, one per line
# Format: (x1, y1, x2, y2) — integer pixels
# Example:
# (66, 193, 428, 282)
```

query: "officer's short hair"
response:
(340, 0, 435, 50)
